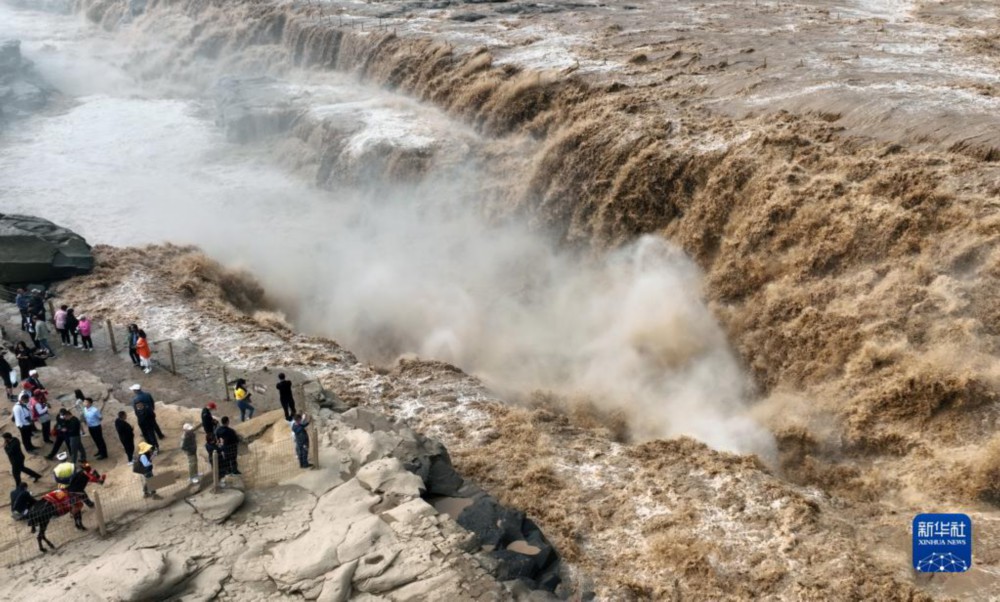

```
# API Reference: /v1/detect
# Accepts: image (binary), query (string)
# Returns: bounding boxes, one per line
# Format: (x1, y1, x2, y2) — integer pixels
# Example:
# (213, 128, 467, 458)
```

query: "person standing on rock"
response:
(3, 432, 41, 486)
(136, 329, 152, 373)
(201, 402, 218, 435)
(32, 316, 55, 358)
(54, 305, 69, 345)
(78, 316, 93, 351)
(126, 324, 141, 367)
(234, 379, 254, 422)
(276, 373, 297, 421)
(214, 417, 241, 476)
(290, 413, 312, 469)
(0, 349, 15, 402)
(65, 308, 80, 348)
(133, 402, 159, 452)
(82, 398, 108, 460)
(114, 411, 135, 462)
(131, 384, 166, 439)
(12, 396, 37, 452)
(15, 289, 30, 331)
(133, 442, 158, 498)
(181, 424, 199, 484)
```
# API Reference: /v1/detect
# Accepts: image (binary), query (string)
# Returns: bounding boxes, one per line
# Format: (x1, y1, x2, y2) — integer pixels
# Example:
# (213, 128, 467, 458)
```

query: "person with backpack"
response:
(133, 442, 158, 498)
(115, 411, 135, 463)
(276, 373, 297, 421)
(234, 379, 254, 422)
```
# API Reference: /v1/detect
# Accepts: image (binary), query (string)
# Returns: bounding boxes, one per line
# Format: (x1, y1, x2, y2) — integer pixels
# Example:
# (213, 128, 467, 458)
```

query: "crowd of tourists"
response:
(2, 290, 314, 532)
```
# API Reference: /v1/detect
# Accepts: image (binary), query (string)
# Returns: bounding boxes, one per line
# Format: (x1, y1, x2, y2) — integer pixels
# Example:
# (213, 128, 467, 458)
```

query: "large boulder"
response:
(0, 214, 94, 284)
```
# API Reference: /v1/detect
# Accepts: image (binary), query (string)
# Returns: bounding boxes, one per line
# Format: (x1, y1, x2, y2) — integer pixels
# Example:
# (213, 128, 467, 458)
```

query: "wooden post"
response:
(106, 320, 117, 354)
(168, 341, 177, 375)
(212, 451, 220, 493)
(93, 489, 108, 537)
(310, 424, 320, 469)
(222, 366, 230, 401)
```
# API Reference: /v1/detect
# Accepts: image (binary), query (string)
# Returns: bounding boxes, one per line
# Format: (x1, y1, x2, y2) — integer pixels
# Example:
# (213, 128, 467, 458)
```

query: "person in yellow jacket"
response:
(53, 452, 75, 488)
(234, 379, 254, 422)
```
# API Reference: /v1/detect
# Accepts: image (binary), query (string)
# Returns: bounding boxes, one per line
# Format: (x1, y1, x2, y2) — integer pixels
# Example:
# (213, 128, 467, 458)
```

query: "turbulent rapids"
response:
(2, 0, 1000, 599)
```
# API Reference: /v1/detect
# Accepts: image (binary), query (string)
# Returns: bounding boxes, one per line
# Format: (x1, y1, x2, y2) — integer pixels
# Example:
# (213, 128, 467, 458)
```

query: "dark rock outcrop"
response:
(0, 214, 94, 285)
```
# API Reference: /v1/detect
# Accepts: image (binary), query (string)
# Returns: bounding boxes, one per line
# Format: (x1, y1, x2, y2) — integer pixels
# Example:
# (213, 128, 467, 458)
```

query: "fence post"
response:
(93, 490, 108, 537)
(310, 424, 320, 469)
(212, 451, 220, 493)
(168, 341, 177, 375)
(222, 366, 230, 401)
(106, 320, 117, 354)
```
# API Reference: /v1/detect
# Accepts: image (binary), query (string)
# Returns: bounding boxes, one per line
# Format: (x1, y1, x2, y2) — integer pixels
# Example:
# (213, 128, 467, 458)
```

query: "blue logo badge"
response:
(913, 513, 972, 573)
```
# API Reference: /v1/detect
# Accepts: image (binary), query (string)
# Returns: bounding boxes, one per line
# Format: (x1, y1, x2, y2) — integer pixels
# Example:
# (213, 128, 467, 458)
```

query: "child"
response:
(78, 316, 93, 351)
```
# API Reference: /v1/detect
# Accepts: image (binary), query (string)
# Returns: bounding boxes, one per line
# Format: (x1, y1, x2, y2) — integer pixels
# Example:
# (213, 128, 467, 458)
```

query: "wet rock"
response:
(0, 214, 94, 284)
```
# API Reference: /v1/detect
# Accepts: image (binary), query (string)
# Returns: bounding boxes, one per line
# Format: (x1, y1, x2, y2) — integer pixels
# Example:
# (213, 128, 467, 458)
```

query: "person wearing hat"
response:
(12, 395, 37, 452)
(0, 349, 15, 402)
(201, 402, 218, 435)
(131, 384, 165, 439)
(82, 398, 108, 460)
(115, 411, 136, 463)
(22, 369, 45, 395)
(3, 432, 41, 486)
(181, 424, 199, 484)
(134, 442, 157, 498)
(53, 452, 75, 488)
